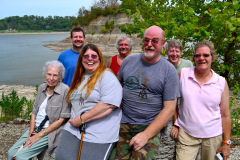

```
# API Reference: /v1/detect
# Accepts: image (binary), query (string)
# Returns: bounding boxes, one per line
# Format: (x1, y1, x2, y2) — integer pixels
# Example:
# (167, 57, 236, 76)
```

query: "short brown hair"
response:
(165, 39, 183, 53)
(70, 27, 85, 38)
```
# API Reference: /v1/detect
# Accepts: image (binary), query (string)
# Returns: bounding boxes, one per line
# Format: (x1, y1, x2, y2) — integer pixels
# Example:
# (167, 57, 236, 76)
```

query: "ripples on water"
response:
(0, 33, 68, 86)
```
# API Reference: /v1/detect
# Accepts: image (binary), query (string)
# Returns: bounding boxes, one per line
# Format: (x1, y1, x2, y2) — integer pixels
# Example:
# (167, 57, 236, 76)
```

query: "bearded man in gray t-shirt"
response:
(112, 26, 180, 160)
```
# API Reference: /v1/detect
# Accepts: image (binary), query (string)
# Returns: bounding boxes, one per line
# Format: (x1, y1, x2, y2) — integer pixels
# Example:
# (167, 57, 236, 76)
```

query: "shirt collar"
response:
(188, 67, 218, 84)
(42, 82, 61, 95)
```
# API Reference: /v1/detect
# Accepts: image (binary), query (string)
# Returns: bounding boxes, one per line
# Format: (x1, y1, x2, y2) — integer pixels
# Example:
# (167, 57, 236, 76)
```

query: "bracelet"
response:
(43, 129, 48, 136)
(80, 115, 85, 124)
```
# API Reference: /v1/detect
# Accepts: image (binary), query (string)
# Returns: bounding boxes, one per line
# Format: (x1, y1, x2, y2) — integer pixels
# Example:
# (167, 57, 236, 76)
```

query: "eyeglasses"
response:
(82, 54, 98, 60)
(143, 38, 160, 45)
(194, 54, 211, 58)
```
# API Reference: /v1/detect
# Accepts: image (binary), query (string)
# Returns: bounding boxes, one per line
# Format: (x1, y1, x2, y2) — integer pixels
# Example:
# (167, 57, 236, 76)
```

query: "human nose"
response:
(172, 51, 177, 55)
(88, 55, 93, 60)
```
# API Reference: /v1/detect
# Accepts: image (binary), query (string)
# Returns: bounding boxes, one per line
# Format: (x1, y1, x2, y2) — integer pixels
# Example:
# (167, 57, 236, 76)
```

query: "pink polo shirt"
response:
(175, 67, 225, 138)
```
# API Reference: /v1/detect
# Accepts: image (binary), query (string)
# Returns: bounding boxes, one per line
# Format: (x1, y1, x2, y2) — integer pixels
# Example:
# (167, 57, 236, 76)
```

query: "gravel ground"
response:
(0, 123, 239, 160)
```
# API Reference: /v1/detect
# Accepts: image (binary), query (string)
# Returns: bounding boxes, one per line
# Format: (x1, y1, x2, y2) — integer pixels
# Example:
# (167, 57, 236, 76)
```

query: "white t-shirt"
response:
(35, 94, 51, 128)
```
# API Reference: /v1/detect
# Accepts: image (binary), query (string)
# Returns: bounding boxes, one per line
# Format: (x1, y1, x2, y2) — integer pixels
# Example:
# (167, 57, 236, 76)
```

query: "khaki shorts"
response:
(176, 128, 222, 160)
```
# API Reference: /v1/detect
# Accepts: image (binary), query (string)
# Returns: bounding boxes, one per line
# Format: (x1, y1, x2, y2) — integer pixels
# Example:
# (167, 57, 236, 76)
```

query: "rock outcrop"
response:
(44, 13, 142, 56)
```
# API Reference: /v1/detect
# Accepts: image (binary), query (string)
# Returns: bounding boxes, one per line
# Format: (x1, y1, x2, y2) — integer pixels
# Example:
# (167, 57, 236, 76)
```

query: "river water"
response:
(0, 33, 69, 86)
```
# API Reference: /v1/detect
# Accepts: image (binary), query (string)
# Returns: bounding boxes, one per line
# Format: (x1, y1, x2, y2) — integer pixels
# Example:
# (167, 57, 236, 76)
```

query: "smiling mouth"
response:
(144, 46, 155, 51)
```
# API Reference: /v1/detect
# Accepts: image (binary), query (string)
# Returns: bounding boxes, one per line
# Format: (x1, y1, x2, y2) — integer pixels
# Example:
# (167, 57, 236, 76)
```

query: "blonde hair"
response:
(67, 44, 107, 103)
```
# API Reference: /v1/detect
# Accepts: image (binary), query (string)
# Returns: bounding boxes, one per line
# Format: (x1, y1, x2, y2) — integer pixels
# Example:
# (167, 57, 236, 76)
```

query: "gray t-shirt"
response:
(118, 54, 180, 125)
(64, 70, 122, 143)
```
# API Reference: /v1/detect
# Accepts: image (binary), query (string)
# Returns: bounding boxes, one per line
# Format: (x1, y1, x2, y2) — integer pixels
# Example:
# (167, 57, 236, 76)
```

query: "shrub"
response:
(0, 85, 38, 122)
(230, 83, 240, 138)
(0, 90, 26, 121)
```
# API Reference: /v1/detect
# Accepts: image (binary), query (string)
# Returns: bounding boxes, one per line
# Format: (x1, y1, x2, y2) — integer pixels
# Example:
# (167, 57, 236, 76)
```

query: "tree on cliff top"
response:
(119, 0, 240, 88)
(72, 0, 120, 26)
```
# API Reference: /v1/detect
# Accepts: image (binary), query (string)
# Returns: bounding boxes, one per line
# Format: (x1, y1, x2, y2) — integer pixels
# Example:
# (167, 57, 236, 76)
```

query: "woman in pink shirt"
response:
(171, 41, 231, 160)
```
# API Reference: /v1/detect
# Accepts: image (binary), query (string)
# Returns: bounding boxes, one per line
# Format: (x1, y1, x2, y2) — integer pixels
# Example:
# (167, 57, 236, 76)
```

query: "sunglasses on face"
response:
(194, 54, 211, 58)
(82, 54, 98, 60)
(143, 38, 160, 45)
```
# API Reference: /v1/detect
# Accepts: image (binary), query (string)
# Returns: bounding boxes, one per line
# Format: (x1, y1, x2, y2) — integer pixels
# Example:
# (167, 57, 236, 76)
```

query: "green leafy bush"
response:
(21, 99, 34, 120)
(101, 26, 107, 33)
(0, 90, 26, 121)
(0, 85, 38, 122)
(230, 83, 240, 138)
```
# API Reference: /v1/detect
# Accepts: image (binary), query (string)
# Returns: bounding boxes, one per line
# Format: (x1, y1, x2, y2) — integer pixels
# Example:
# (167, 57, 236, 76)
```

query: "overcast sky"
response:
(0, 0, 95, 19)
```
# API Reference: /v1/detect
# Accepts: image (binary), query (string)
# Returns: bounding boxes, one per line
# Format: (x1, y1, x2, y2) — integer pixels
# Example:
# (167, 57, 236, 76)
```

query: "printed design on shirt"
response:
(138, 78, 149, 99)
(126, 76, 139, 90)
(125, 74, 150, 100)
(70, 89, 86, 115)
(69, 89, 78, 101)
(79, 93, 85, 106)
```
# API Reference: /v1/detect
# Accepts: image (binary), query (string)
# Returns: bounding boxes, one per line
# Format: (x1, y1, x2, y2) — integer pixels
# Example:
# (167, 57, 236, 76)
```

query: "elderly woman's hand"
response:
(69, 116, 82, 127)
(23, 132, 44, 148)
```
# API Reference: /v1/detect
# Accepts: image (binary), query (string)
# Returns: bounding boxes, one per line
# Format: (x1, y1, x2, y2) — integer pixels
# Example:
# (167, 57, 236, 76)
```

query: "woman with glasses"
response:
(171, 41, 231, 160)
(55, 44, 122, 160)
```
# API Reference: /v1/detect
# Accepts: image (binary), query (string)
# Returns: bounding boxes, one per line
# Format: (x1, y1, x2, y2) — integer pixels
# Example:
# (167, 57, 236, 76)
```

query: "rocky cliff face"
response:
(45, 13, 142, 56)
(82, 13, 134, 34)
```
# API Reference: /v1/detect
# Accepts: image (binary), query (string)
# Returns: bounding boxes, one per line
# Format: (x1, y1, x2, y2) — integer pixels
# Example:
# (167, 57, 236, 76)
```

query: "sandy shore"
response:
(0, 85, 36, 100)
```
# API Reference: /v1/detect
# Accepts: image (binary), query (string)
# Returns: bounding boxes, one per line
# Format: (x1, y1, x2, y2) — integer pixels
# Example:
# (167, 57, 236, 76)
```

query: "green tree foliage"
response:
(230, 82, 240, 137)
(73, 0, 120, 26)
(118, 0, 240, 88)
(104, 20, 115, 33)
(0, 15, 75, 31)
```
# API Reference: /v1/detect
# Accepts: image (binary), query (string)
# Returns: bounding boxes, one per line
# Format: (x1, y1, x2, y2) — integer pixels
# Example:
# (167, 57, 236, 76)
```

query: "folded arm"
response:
(69, 102, 116, 127)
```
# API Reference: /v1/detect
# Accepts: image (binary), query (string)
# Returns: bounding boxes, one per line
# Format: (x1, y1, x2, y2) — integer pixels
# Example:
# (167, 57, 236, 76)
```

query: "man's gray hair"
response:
(115, 35, 134, 51)
(42, 60, 65, 80)
(165, 39, 183, 53)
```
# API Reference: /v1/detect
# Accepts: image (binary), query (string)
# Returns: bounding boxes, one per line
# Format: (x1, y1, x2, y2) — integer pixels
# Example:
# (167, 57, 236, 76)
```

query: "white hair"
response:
(42, 60, 65, 80)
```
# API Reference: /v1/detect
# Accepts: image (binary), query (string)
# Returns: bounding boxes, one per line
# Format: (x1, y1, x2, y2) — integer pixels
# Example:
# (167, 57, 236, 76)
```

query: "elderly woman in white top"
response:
(8, 60, 71, 160)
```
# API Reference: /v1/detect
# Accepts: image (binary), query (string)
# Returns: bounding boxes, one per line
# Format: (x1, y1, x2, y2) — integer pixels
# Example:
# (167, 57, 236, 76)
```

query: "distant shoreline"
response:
(0, 31, 69, 35)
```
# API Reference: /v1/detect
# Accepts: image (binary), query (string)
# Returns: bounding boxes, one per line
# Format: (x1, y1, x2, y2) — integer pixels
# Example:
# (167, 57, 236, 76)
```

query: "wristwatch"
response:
(223, 140, 231, 145)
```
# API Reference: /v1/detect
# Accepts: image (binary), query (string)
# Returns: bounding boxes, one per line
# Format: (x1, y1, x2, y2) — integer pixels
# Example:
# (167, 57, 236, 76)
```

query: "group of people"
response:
(8, 25, 231, 160)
